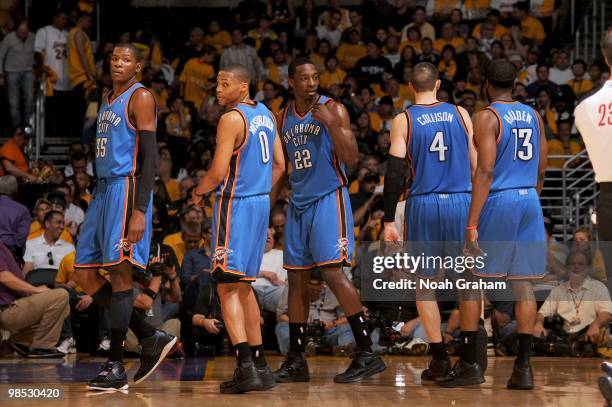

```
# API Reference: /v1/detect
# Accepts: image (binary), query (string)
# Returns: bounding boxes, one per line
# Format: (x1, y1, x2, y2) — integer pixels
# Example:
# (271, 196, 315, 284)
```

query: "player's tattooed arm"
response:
(192, 110, 241, 203)
(129, 88, 158, 243)
(382, 112, 408, 242)
(312, 101, 359, 168)
(534, 110, 548, 196)
(466, 108, 498, 242)
(457, 106, 477, 176)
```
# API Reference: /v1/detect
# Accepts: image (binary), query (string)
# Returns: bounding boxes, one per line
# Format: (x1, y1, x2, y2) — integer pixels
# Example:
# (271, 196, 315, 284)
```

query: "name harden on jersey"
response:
(503, 109, 533, 125)
(283, 122, 322, 147)
(97, 110, 122, 135)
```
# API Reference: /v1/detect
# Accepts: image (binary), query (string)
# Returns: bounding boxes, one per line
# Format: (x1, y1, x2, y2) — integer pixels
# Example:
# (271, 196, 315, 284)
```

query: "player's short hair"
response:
(114, 43, 142, 62)
(411, 62, 439, 92)
(485, 60, 517, 89)
(181, 220, 202, 236)
(289, 57, 315, 78)
(602, 27, 612, 66)
(44, 210, 63, 224)
(220, 64, 251, 83)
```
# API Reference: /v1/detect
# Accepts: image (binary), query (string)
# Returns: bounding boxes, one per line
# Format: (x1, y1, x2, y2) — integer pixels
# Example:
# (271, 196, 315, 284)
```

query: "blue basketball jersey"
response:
(487, 101, 541, 191)
(406, 102, 472, 195)
(218, 101, 276, 198)
(281, 95, 348, 208)
(95, 82, 146, 179)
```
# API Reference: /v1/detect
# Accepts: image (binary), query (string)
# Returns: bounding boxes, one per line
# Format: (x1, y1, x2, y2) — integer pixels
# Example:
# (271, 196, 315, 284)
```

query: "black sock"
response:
(235, 342, 252, 365)
(250, 344, 266, 368)
(517, 333, 533, 367)
(347, 311, 372, 352)
(110, 329, 127, 362)
(461, 331, 479, 364)
(109, 289, 134, 363)
(92, 282, 112, 309)
(430, 342, 448, 361)
(130, 308, 157, 339)
(289, 323, 307, 355)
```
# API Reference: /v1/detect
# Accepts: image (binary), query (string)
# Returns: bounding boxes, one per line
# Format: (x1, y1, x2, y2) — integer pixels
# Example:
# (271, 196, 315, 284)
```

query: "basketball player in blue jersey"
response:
(383, 62, 477, 383)
(273, 57, 385, 384)
(73, 44, 176, 391)
(191, 64, 285, 394)
(439, 60, 547, 389)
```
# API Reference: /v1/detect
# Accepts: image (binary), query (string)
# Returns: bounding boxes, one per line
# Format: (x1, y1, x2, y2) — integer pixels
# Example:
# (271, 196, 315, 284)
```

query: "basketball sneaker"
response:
(421, 358, 451, 382)
(506, 360, 534, 390)
(255, 365, 277, 390)
(436, 359, 485, 388)
(333, 351, 386, 383)
(87, 361, 128, 391)
(220, 362, 264, 394)
(133, 330, 177, 384)
(273, 353, 310, 383)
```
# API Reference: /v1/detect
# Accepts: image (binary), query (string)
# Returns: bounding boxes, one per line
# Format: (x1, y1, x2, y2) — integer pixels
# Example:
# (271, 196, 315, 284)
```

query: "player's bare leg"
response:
(217, 282, 263, 393)
(507, 280, 536, 390)
(321, 267, 386, 383)
(240, 284, 276, 389)
(416, 280, 451, 383)
(273, 270, 311, 383)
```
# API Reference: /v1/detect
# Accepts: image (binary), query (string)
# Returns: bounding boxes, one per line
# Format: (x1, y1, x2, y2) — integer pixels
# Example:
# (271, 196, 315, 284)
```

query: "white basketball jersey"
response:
(34, 25, 70, 91)
(575, 80, 612, 183)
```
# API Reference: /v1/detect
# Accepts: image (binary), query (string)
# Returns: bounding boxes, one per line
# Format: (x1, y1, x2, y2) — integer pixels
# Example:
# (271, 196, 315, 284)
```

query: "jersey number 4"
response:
(512, 128, 533, 161)
(96, 138, 108, 158)
(429, 131, 448, 161)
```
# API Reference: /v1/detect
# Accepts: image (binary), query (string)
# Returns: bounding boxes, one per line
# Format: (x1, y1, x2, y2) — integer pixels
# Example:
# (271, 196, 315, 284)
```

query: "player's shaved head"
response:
(602, 28, 612, 68)
(115, 42, 142, 62)
(411, 62, 439, 92)
(220, 64, 251, 84)
(486, 59, 517, 89)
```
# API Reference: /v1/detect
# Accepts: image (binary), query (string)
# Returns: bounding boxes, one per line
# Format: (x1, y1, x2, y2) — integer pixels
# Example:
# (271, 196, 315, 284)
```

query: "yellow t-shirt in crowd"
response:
(547, 139, 582, 168)
(165, 179, 181, 202)
(68, 27, 95, 88)
(567, 78, 593, 98)
(521, 16, 545, 43)
(320, 69, 347, 90)
(179, 59, 215, 110)
(434, 37, 465, 53)
(472, 23, 507, 40)
(336, 43, 367, 70)
(56, 251, 107, 293)
(247, 29, 278, 50)
(205, 31, 232, 54)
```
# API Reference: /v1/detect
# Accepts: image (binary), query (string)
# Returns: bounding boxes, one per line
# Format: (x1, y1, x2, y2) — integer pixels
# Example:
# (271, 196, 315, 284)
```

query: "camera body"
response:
(304, 319, 326, 356)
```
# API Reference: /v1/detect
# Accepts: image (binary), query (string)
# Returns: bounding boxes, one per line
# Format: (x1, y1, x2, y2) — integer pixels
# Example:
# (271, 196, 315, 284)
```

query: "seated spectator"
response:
(247, 15, 278, 50)
(270, 207, 286, 250)
(320, 55, 346, 91)
(28, 194, 75, 243)
(54, 185, 85, 227)
(191, 271, 224, 355)
(400, 27, 422, 55)
(179, 47, 215, 112)
(159, 157, 180, 203)
(512, 1, 545, 47)
(438, 45, 458, 81)
(0, 241, 69, 358)
(535, 88, 558, 135)
(74, 171, 92, 207)
(252, 228, 285, 313)
(534, 249, 612, 346)
(415, 38, 439, 65)
(275, 276, 355, 355)
(0, 125, 38, 182)
(567, 59, 593, 99)
(29, 198, 50, 236)
(549, 50, 573, 86)
(336, 29, 366, 72)
(315, 8, 343, 49)
(266, 48, 289, 89)
(376, 96, 395, 131)
(181, 220, 211, 310)
(23, 210, 74, 274)
(164, 214, 204, 267)
(383, 35, 401, 68)
(204, 20, 231, 54)
(310, 39, 331, 74)
(472, 10, 508, 40)
(64, 145, 94, 178)
(257, 80, 284, 116)
(0, 175, 30, 260)
(318, 0, 350, 31)
(434, 22, 465, 54)
(400, 6, 435, 43)
(527, 65, 560, 99)
(547, 120, 581, 168)
(341, 9, 373, 44)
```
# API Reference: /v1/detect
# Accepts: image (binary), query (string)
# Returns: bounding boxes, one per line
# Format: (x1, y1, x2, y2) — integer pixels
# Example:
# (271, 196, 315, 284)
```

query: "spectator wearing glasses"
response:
(23, 210, 74, 274)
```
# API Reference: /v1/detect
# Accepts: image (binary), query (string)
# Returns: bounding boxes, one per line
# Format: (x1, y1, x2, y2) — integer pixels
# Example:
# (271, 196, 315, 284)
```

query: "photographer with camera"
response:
(191, 269, 227, 356)
(275, 272, 355, 356)
(533, 249, 612, 355)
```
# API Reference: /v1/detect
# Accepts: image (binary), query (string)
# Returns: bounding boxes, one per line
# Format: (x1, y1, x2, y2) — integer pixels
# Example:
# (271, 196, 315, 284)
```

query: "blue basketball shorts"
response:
(74, 176, 152, 271)
(404, 192, 471, 277)
(476, 188, 547, 279)
(284, 188, 354, 270)
(211, 194, 270, 283)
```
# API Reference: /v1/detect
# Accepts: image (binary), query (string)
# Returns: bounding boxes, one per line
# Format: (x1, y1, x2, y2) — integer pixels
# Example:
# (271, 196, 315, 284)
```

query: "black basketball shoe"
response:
(273, 353, 310, 383)
(87, 361, 129, 391)
(133, 330, 177, 384)
(436, 360, 485, 388)
(507, 360, 534, 390)
(255, 365, 277, 390)
(220, 362, 264, 394)
(421, 358, 452, 383)
(333, 351, 386, 383)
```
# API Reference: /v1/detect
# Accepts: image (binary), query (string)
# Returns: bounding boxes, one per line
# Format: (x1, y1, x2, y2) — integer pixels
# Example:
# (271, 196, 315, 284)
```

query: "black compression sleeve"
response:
(135, 130, 158, 213)
(383, 155, 404, 222)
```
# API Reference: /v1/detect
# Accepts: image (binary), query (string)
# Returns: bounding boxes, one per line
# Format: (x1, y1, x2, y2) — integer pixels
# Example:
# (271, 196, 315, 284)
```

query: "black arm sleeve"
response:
(135, 130, 159, 213)
(383, 154, 405, 222)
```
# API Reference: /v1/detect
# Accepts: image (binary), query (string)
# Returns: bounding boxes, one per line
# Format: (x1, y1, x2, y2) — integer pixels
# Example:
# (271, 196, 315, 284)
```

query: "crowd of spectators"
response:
(0, 0, 611, 358)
